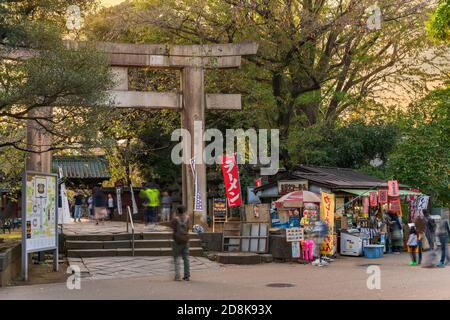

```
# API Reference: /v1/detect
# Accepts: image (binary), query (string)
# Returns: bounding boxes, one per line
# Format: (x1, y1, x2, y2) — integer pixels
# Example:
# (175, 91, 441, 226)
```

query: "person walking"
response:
(73, 192, 84, 223)
(160, 191, 172, 222)
(87, 195, 93, 219)
(388, 211, 403, 254)
(436, 210, 450, 268)
(171, 205, 190, 281)
(407, 226, 419, 266)
(93, 187, 107, 225)
(139, 182, 160, 226)
(107, 193, 115, 221)
(414, 212, 428, 264)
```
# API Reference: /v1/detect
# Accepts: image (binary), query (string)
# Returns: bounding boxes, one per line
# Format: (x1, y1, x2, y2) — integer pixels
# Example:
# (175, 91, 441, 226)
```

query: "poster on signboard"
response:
(23, 172, 58, 252)
(116, 187, 123, 216)
(286, 227, 304, 242)
(291, 241, 301, 258)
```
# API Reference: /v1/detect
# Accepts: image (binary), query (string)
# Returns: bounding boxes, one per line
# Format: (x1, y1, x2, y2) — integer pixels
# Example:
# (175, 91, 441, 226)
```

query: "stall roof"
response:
(52, 156, 111, 179)
(339, 189, 422, 196)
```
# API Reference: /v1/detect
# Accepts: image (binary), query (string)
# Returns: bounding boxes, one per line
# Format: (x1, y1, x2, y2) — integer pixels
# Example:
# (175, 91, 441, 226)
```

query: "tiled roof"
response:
(52, 156, 111, 179)
(291, 165, 387, 188)
(254, 165, 403, 192)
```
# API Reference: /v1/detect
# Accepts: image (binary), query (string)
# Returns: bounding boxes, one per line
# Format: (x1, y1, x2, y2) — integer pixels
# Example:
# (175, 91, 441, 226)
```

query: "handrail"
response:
(127, 206, 135, 257)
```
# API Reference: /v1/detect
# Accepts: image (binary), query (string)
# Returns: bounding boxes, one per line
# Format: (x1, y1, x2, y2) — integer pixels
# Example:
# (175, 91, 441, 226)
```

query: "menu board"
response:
(286, 227, 304, 242)
(213, 198, 227, 218)
(23, 172, 58, 252)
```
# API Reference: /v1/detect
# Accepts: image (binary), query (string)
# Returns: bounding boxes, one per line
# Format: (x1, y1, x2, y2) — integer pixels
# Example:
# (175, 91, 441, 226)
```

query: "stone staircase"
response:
(64, 232, 204, 258)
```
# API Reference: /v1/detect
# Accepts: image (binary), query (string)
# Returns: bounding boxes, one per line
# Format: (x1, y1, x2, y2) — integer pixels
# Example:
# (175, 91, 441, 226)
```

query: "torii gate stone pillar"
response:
(25, 41, 259, 227)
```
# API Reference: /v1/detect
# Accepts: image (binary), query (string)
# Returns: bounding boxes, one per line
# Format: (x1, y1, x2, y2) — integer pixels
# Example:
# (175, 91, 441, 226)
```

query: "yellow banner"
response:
(320, 192, 335, 255)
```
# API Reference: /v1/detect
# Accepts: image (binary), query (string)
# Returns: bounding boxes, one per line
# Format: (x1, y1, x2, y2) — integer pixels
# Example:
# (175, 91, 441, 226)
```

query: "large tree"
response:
(0, 0, 114, 152)
(86, 0, 447, 167)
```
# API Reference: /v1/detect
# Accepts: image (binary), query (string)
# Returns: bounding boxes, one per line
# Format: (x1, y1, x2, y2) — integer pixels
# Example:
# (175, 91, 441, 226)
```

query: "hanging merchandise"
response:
(378, 190, 388, 204)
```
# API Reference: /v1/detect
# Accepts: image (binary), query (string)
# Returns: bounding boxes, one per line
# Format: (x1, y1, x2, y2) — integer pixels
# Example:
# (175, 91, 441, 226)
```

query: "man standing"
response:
(139, 182, 160, 226)
(73, 192, 84, 223)
(171, 205, 190, 281)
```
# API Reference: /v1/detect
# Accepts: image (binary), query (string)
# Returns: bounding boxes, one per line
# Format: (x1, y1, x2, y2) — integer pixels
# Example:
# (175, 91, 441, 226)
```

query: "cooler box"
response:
(363, 245, 384, 259)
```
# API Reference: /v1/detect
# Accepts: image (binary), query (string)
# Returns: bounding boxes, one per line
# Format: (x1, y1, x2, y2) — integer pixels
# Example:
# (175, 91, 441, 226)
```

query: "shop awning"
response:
(338, 189, 422, 196)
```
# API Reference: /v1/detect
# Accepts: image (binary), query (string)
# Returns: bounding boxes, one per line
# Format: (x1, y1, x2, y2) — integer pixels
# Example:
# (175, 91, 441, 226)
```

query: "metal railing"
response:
(126, 206, 135, 256)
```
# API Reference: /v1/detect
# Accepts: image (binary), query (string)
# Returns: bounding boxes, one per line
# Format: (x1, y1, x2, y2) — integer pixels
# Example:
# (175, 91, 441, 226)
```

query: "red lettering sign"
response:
(369, 192, 378, 207)
(221, 154, 242, 207)
(378, 190, 388, 204)
(388, 180, 400, 197)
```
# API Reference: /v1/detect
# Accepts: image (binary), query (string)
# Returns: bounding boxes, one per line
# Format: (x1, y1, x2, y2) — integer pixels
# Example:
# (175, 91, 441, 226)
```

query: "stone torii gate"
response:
(24, 40, 259, 225)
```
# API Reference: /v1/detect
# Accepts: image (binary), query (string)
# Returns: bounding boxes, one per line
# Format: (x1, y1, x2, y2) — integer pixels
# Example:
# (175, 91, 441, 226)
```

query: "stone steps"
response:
(63, 232, 203, 258)
(67, 247, 204, 258)
(64, 232, 199, 242)
(66, 239, 202, 250)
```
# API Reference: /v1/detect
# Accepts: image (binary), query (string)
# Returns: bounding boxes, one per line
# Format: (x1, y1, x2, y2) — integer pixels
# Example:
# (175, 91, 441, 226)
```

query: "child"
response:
(407, 226, 419, 266)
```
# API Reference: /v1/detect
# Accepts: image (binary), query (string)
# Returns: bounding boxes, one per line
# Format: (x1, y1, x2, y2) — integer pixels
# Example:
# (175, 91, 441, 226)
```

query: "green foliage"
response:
(426, 0, 450, 42)
(0, 0, 113, 188)
(386, 86, 450, 206)
(287, 120, 399, 169)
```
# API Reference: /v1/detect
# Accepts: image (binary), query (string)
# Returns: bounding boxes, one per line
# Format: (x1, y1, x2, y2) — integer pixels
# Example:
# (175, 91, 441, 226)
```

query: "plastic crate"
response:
(363, 245, 384, 259)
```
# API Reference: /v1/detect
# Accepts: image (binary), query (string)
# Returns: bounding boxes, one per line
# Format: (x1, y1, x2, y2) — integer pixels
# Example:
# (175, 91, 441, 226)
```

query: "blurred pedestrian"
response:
(388, 211, 403, 254)
(436, 210, 450, 268)
(107, 193, 115, 221)
(87, 195, 93, 219)
(139, 181, 160, 226)
(73, 192, 84, 223)
(407, 226, 419, 266)
(171, 205, 190, 281)
(93, 187, 107, 225)
(414, 211, 428, 264)
(161, 191, 172, 222)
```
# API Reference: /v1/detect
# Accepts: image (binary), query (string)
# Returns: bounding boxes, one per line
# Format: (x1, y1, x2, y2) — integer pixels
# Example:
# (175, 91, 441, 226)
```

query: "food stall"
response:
(269, 191, 322, 262)
(336, 185, 424, 257)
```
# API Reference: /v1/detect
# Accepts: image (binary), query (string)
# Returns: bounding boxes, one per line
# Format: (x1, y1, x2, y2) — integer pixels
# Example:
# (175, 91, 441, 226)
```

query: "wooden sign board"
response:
(278, 180, 308, 195)
(213, 198, 227, 232)
(244, 204, 270, 223)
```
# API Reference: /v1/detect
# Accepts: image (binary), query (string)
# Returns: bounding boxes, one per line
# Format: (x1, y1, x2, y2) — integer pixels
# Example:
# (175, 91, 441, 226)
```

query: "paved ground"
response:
(1, 251, 449, 300)
(68, 256, 220, 280)
(62, 219, 170, 235)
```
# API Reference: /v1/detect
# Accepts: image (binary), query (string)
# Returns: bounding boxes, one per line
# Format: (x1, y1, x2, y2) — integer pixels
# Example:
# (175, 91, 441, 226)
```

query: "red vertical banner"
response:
(369, 192, 378, 207)
(378, 190, 388, 204)
(388, 180, 400, 197)
(363, 197, 369, 214)
(255, 178, 262, 187)
(221, 154, 242, 207)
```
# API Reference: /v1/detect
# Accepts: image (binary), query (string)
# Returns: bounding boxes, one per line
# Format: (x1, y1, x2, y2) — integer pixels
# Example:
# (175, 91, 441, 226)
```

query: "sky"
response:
(101, 0, 125, 6)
